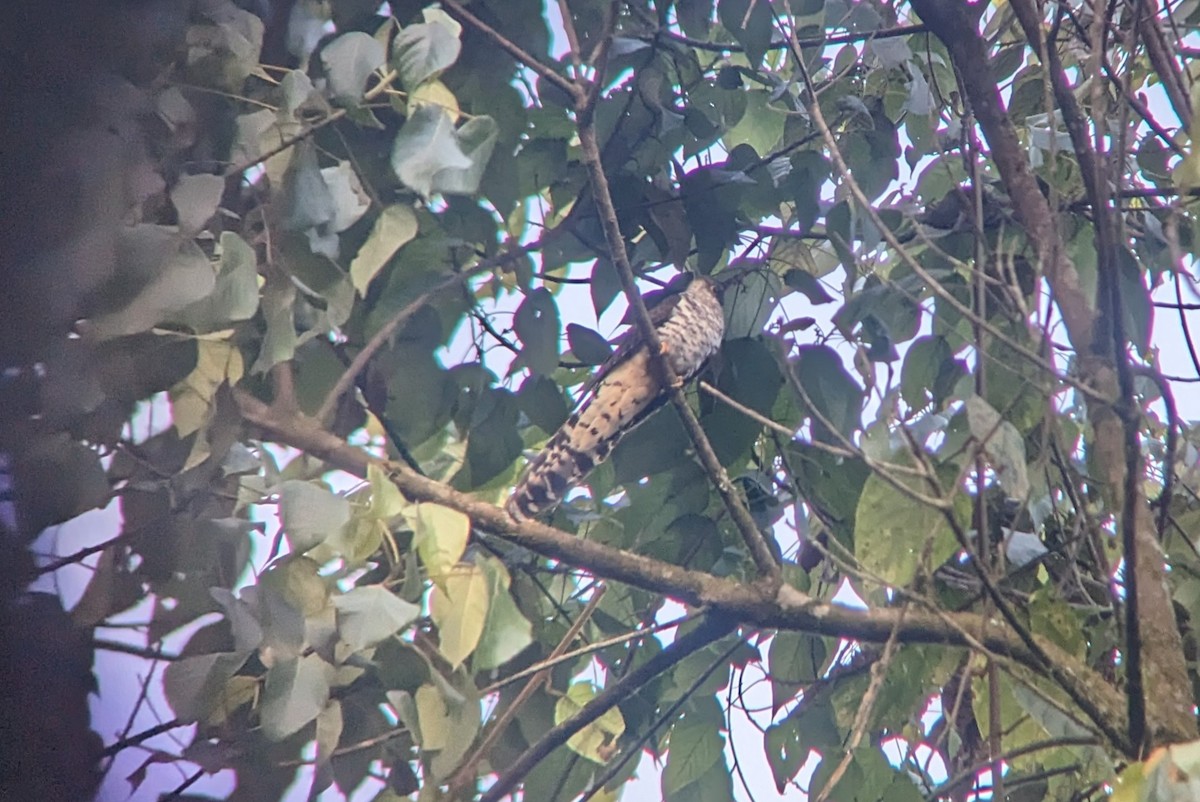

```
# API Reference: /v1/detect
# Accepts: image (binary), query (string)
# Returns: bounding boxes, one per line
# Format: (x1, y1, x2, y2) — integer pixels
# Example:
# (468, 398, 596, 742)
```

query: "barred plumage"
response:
(506, 275, 725, 520)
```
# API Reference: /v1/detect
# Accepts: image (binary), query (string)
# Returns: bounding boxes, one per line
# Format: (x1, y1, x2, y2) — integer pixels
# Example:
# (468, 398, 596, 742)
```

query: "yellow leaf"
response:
(414, 684, 450, 751)
(368, 463, 409, 521)
(555, 681, 626, 764)
(206, 675, 258, 726)
(349, 205, 418, 294)
(171, 338, 244, 437)
(412, 502, 470, 582)
(408, 80, 459, 120)
(429, 563, 488, 668)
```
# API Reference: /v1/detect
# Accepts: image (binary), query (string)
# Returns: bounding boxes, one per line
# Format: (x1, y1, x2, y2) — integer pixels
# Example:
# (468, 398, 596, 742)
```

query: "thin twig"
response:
(575, 111, 782, 582)
(315, 241, 540, 424)
(441, 0, 582, 104)
(101, 719, 186, 759)
(446, 585, 607, 794)
(478, 614, 738, 802)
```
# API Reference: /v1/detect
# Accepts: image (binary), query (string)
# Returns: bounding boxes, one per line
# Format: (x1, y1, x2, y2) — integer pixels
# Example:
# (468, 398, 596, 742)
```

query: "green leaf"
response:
(701, 338, 783, 465)
(768, 631, 828, 713)
(718, 0, 773, 66)
(412, 501, 470, 581)
(429, 562, 490, 668)
(260, 653, 335, 740)
(173, 231, 259, 333)
(430, 115, 498, 196)
(556, 682, 626, 764)
(391, 104, 470, 197)
(412, 683, 481, 781)
(280, 141, 336, 234)
(900, 335, 963, 410)
(251, 275, 298, 373)
(333, 585, 420, 655)
(854, 468, 956, 587)
(783, 268, 835, 305)
(312, 700, 344, 796)
(89, 226, 215, 339)
(12, 434, 110, 534)
(516, 375, 569, 434)
(163, 651, 252, 723)
(350, 205, 419, 294)
(790, 344, 864, 445)
(725, 90, 785, 155)
(566, 323, 613, 365)
(170, 173, 225, 235)
(279, 480, 352, 553)
(964, 394, 1030, 500)
(663, 716, 725, 796)
(185, 1, 264, 91)
(321, 31, 385, 104)
(473, 556, 534, 670)
(392, 8, 463, 89)
(512, 288, 561, 376)
(320, 161, 371, 232)
(723, 266, 781, 338)
(590, 258, 623, 317)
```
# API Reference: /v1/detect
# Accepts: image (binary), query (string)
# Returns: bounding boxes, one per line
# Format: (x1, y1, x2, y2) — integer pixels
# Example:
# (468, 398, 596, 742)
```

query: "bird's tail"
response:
(506, 352, 660, 520)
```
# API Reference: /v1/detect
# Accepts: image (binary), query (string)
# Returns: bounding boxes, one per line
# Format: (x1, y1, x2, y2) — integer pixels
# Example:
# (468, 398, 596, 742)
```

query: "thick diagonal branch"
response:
(232, 389, 1132, 750)
(909, 0, 1194, 745)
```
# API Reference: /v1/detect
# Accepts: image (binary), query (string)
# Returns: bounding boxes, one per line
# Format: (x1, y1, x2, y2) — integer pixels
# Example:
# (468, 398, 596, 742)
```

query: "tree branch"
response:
(910, 0, 1195, 747)
(230, 389, 1132, 750)
(479, 613, 739, 802)
(573, 66, 782, 582)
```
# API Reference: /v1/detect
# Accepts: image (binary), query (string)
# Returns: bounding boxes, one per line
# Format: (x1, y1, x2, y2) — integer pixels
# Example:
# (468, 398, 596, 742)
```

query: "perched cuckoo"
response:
(506, 274, 725, 520)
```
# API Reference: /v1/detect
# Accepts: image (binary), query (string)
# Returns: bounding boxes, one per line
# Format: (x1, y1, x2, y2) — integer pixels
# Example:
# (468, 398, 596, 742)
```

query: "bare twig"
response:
(478, 613, 738, 802)
(446, 586, 607, 794)
(575, 104, 781, 582)
(231, 389, 1131, 747)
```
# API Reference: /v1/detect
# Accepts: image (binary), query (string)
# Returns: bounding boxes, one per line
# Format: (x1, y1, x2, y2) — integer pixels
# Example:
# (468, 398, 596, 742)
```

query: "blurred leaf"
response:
(321, 31, 385, 104)
(566, 323, 613, 365)
(768, 631, 828, 713)
(170, 339, 244, 438)
(516, 374, 570, 434)
(783, 268, 835, 305)
(557, 682, 626, 764)
(663, 716, 724, 795)
(12, 434, 109, 535)
(718, 0, 772, 66)
(173, 232, 259, 333)
(280, 141, 336, 235)
(90, 226, 215, 339)
(279, 480, 352, 554)
(430, 115, 498, 196)
(965, 394, 1030, 500)
(429, 562, 489, 668)
(350, 205, 419, 294)
(260, 653, 335, 740)
(392, 8, 463, 89)
(163, 651, 252, 723)
(334, 585, 420, 655)
(855, 467, 956, 587)
(321, 160, 372, 232)
(512, 288, 561, 376)
(411, 502, 470, 582)
(473, 556, 533, 670)
(391, 104, 470, 197)
(171, 173, 225, 235)
(790, 344, 863, 444)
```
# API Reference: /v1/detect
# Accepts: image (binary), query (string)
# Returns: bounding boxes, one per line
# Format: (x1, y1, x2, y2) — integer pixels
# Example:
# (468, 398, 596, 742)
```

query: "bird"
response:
(506, 273, 726, 520)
